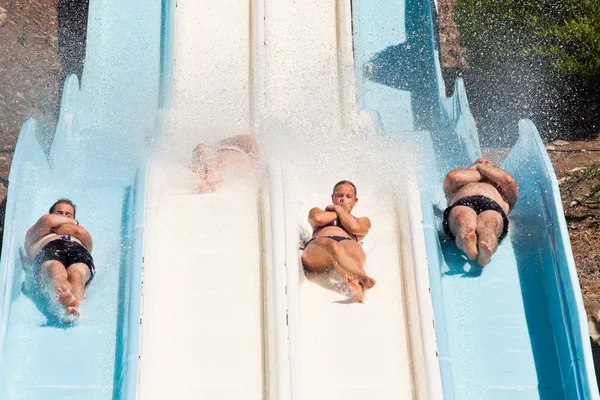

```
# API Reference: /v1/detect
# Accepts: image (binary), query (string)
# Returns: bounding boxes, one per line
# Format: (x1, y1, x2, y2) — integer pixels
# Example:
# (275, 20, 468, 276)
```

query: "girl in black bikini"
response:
(301, 180, 376, 302)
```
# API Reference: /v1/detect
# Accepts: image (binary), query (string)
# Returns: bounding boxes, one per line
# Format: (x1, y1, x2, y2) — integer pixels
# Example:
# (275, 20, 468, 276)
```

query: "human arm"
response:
(475, 163, 519, 209)
(442, 167, 482, 200)
(24, 214, 76, 252)
(307, 207, 338, 229)
(326, 205, 371, 237)
(53, 223, 93, 251)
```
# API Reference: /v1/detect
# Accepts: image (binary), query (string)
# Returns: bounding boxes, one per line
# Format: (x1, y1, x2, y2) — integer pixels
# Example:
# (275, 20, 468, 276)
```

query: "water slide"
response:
(137, 0, 441, 398)
(0, 0, 597, 399)
(353, 0, 599, 398)
(0, 0, 163, 398)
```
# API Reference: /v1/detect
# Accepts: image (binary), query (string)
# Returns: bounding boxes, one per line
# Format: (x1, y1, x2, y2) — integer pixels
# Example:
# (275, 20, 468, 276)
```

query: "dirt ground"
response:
(1, 0, 600, 381)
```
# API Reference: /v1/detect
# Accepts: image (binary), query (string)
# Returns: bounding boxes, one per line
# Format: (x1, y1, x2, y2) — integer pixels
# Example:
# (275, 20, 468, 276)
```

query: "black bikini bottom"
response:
(301, 235, 353, 250)
(443, 195, 509, 241)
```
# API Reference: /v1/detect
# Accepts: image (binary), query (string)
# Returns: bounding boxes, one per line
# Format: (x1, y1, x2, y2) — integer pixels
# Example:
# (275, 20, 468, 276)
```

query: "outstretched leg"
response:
(448, 206, 479, 260)
(476, 211, 504, 266)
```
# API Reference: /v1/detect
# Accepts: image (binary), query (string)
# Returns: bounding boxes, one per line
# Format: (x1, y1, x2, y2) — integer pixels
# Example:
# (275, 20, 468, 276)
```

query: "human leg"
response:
(475, 211, 504, 266)
(36, 260, 77, 307)
(64, 263, 91, 315)
(447, 205, 479, 260)
(302, 238, 375, 302)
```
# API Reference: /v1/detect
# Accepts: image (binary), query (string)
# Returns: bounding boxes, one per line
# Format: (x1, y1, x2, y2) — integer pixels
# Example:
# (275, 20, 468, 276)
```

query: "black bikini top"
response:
(313, 219, 358, 241)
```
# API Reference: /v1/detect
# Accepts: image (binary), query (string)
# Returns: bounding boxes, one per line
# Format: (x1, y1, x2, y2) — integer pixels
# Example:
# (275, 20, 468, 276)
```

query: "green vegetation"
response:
(452, 0, 600, 142)
(561, 164, 600, 206)
(454, 0, 600, 82)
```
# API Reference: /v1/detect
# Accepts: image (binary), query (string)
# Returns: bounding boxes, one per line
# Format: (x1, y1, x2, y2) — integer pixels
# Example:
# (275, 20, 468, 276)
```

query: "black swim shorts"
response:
(443, 195, 509, 241)
(33, 237, 96, 286)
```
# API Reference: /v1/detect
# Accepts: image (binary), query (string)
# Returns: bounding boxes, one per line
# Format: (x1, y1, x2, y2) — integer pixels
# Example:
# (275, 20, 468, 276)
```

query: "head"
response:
(331, 180, 358, 213)
(474, 157, 493, 166)
(49, 199, 76, 219)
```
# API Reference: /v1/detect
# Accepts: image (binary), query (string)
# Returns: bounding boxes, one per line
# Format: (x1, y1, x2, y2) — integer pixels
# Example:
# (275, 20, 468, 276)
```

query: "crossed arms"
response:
(25, 214, 93, 253)
(308, 205, 371, 238)
(443, 162, 519, 210)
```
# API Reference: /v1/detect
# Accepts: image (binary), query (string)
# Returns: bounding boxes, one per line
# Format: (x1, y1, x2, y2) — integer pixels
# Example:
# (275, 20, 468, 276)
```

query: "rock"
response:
(552, 139, 569, 146)
(546, 145, 556, 151)
(0, 6, 7, 28)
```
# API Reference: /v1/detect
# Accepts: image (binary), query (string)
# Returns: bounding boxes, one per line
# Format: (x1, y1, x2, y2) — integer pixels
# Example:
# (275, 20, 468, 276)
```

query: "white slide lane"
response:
(137, 0, 442, 398)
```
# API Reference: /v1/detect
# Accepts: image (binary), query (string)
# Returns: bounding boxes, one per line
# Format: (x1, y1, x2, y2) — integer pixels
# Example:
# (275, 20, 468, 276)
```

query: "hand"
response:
(325, 205, 339, 212)
(53, 223, 78, 236)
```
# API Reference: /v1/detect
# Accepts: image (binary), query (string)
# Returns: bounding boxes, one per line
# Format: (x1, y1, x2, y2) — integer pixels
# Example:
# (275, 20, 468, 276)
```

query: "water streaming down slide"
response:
(0, 0, 162, 398)
(137, 0, 442, 398)
(137, 1, 266, 398)
(2, 0, 596, 397)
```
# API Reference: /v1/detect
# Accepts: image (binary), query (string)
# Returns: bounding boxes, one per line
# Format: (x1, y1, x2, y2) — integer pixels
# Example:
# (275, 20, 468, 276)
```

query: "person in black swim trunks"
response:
(301, 180, 376, 302)
(24, 199, 94, 318)
(443, 158, 518, 266)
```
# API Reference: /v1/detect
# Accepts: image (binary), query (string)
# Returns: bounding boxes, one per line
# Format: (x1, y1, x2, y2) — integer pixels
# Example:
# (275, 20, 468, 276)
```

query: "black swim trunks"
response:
(443, 195, 509, 241)
(33, 237, 96, 286)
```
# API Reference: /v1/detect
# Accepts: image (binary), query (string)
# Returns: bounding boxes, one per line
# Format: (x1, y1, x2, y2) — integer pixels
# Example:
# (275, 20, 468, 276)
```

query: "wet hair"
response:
(49, 199, 76, 217)
(333, 180, 357, 196)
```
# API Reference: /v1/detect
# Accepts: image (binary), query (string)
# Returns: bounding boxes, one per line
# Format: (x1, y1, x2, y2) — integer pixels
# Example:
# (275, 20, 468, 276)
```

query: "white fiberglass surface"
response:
(138, 161, 264, 399)
(136, 0, 440, 396)
(294, 188, 416, 399)
(138, 0, 264, 397)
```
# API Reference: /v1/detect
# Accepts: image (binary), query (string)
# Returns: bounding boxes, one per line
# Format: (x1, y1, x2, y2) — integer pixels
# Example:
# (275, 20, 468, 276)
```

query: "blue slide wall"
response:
(352, 0, 598, 398)
(0, 0, 163, 398)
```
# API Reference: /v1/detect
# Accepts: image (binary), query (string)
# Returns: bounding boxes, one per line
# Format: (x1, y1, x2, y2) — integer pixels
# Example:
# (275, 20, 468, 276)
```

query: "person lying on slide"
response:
(189, 135, 260, 193)
(25, 199, 95, 318)
(443, 157, 518, 266)
(301, 180, 376, 302)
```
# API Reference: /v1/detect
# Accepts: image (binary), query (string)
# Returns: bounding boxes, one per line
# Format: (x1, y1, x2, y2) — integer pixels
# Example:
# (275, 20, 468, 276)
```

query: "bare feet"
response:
(477, 241, 494, 266)
(56, 287, 81, 319)
(189, 164, 223, 193)
(461, 225, 478, 260)
(56, 287, 76, 307)
(359, 275, 377, 289)
(343, 275, 365, 302)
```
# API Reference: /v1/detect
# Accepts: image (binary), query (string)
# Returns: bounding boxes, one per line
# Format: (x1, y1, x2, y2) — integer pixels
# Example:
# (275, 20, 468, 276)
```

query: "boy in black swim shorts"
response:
(25, 199, 95, 318)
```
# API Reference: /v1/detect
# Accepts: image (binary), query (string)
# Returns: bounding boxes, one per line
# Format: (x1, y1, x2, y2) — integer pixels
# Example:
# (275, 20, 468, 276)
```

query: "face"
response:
(52, 203, 75, 219)
(474, 157, 493, 166)
(331, 184, 358, 212)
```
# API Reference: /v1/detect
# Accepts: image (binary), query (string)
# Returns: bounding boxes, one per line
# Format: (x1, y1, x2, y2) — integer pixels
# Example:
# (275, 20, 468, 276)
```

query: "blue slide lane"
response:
(352, 0, 599, 398)
(0, 0, 163, 398)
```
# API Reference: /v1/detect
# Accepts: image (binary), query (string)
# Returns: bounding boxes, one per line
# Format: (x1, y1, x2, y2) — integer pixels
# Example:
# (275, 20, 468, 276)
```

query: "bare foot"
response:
(56, 287, 76, 307)
(478, 241, 494, 266)
(65, 306, 80, 317)
(196, 178, 216, 193)
(343, 274, 365, 302)
(359, 275, 377, 289)
(462, 225, 478, 260)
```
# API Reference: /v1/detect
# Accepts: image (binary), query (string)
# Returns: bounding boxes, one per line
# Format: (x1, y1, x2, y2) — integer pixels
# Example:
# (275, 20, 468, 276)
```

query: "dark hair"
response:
(49, 199, 76, 217)
(333, 180, 357, 196)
